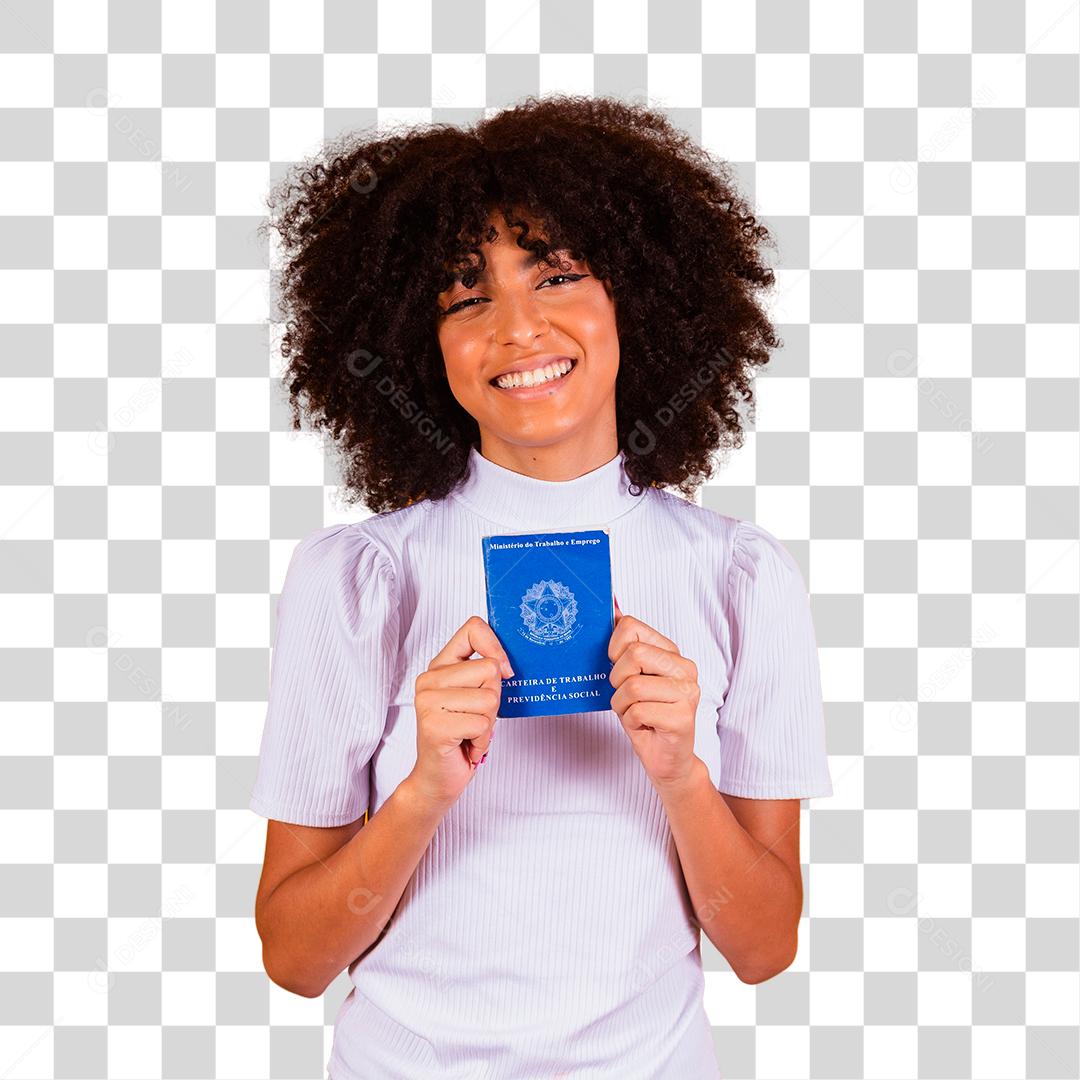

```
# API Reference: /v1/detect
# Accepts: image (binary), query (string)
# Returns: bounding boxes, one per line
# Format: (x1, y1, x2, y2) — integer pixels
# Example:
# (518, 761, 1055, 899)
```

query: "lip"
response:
(489, 355, 576, 383)
(489, 357, 578, 400)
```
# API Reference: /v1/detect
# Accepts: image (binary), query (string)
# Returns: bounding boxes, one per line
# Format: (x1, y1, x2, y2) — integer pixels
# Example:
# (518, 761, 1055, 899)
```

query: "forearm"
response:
(258, 778, 450, 996)
(654, 756, 802, 983)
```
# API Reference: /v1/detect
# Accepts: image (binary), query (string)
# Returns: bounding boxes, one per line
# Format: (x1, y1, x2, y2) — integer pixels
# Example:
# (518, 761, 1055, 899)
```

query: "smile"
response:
(490, 357, 578, 397)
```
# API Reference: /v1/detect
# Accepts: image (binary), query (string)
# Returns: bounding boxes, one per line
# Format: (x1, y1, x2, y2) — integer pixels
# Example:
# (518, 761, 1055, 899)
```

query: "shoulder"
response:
(292, 492, 439, 563)
(727, 518, 805, 585)
(287, 520, 390, 567)
(647, 490, 805, 594)
(280, 521, 399, 609)
(723, 518, 809, 624)
(646, 486, 743, 558)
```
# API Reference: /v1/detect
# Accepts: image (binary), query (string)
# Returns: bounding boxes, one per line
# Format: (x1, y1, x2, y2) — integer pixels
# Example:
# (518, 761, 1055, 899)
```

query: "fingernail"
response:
(479, 752, 488, 765)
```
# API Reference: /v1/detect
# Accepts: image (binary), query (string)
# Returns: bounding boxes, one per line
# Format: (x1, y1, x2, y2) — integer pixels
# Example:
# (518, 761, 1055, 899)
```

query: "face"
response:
(434, 213, 620, 455)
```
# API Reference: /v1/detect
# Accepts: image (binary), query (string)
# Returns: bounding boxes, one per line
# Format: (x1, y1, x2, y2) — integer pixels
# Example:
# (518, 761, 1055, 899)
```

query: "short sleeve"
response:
(716, 519, 833, 800)
(248, 523, 400, 826)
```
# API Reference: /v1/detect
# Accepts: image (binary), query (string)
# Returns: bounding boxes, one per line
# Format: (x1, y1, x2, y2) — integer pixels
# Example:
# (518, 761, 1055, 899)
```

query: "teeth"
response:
(495, 359, 573, 389)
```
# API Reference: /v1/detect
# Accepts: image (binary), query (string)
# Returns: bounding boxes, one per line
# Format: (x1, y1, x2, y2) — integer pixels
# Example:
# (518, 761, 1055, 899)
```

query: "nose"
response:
(492, 287, 551, 347)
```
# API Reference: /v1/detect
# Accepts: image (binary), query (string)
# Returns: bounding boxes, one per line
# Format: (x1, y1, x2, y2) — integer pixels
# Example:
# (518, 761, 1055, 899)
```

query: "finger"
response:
(613, 594, 622, 622)
(440, 714, 495, 764)
(609, 641, 697, 692)
(610, 672, 692, 713)
(609, 617, 673, 656)
(614, 698, 686, 735)
(417, 701, 494, 764)
(608, 612, 680, 665)
(417, 656, 504, 702)
(429, 616, 514, 679)
(416, 684, 499, 718)
(419, 657, 505, 693)
(446, 714, 495, 766)
(433, 711, 494, 743)
(464, 724, 495, 764)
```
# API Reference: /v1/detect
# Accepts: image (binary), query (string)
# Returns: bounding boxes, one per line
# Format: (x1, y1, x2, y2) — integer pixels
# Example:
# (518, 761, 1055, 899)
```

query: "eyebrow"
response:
(456, 250, 567, 284)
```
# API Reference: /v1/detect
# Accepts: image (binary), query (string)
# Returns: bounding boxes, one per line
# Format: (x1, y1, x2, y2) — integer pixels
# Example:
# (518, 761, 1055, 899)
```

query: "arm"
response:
(254, 777, 450, 998)
(655, 758, 803, 984)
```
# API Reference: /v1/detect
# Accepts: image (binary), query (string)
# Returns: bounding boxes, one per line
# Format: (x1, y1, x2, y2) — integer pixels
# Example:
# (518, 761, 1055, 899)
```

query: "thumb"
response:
(432, 617, 514, 679)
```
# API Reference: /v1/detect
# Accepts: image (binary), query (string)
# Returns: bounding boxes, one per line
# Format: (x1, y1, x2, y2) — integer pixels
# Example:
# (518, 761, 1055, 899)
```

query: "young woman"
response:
(250, 95, 832, 1079)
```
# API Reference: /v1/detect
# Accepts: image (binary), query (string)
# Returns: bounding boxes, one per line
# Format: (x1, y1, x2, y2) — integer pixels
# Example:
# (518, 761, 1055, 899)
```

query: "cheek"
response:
(437, 331, 484, 383)
(573, 306, 620, 364)
(572, 289, 618, 333)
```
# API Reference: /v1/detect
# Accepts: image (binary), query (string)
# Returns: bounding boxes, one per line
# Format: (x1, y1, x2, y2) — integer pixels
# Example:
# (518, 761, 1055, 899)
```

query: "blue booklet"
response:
(481, 528, 615, 718)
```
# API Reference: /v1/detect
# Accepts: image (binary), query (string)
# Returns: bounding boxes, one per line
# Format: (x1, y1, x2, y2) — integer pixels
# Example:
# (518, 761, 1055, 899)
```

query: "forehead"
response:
(445, 238, 575, 288)
(464, 247, 557, 280)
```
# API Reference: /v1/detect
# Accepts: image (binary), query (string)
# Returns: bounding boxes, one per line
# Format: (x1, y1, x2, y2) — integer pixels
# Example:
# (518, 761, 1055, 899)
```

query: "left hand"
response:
(607, 595, 701, 789)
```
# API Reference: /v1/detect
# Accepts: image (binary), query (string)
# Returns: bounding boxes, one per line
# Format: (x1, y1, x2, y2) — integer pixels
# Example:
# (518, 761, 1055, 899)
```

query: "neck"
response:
(449, 440, 646, 530)
(477, 430, 620, 483)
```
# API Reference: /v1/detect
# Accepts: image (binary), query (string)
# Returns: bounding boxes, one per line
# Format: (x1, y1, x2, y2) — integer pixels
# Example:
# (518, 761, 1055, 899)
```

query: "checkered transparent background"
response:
(1, 0, 1078, 1077)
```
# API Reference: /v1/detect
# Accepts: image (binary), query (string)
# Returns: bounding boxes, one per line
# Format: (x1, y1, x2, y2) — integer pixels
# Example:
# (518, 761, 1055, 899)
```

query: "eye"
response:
(540, 272, 588, 290)
(441, 273, 588, 316)
(443, 296, 483, 315)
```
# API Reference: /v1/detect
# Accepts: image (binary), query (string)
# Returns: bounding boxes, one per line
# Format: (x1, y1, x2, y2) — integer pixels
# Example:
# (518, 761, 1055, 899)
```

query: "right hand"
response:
(407, 616, 513, 809)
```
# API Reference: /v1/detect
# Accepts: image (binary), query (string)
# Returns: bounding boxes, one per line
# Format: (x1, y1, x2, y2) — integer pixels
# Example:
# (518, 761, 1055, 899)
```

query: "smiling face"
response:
(434, 212, 620, 464)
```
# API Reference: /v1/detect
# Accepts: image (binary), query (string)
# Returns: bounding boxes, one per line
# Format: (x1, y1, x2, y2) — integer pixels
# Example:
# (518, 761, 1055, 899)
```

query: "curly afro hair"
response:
(261, 94, 782, 514)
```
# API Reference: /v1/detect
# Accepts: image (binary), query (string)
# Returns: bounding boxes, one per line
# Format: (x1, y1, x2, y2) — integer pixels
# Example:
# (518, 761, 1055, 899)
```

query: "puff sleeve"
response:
(249, 523, 400, 826)
(716, 519, 833, 800)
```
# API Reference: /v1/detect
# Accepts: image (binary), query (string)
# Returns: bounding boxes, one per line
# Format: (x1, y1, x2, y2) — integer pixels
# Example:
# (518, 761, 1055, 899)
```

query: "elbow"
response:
(734, 939, 798, 985)
(262, 950, 326, 997)
(278, 978, 327, 999)
(272, 971, 326, 999)
(255, 904, 329, 998)
(735, 964, 782, 986)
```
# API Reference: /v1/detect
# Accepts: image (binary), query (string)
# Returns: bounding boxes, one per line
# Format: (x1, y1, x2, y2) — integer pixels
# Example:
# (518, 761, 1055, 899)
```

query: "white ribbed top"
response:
(250, 445, 833, 1079)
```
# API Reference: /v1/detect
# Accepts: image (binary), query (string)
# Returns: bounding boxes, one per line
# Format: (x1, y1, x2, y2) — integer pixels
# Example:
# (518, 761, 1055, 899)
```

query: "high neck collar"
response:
(448, 444, 648, 530)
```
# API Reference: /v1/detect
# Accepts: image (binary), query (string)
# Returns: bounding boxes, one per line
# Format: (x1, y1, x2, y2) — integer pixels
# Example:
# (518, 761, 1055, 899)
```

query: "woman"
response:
(250, 95, 833, 1078)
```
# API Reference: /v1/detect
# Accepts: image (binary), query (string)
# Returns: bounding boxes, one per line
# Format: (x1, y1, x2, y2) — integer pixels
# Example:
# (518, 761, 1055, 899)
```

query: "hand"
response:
(407, 616, 513, 809)
(607, 595, 701, 789)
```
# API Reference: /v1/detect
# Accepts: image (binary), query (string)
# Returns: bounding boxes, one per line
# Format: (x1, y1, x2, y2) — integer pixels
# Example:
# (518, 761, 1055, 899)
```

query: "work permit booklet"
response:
(481, 528, 615, 718)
